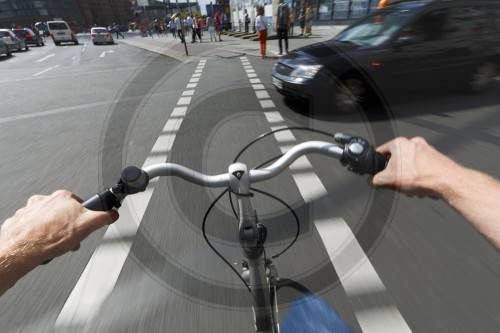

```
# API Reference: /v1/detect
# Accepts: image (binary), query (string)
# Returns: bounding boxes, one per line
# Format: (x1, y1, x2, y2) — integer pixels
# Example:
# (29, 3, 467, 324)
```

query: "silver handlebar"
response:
(143, 141, 343, 187)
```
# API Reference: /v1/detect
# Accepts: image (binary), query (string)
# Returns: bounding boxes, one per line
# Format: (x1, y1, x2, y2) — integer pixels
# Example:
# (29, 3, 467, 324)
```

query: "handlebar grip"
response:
(339, 136, 388, 175)
(373, 151, 388, 175)
(82, 189, 121, 211)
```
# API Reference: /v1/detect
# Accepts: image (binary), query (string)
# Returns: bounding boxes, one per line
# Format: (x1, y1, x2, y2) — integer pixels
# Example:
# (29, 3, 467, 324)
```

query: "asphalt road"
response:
(0, 33, 499, 333)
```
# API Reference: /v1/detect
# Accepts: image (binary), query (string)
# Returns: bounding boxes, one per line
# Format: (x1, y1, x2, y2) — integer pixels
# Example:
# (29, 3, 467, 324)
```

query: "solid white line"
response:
(33, 65, 60, 77)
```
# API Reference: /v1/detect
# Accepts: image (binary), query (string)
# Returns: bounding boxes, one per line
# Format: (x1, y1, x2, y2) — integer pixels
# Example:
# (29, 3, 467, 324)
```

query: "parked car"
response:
(90, 27, 114, 45)
(0, 39, 11, 57)
(47, 20, 79, 46)
(271, 0, 500, 113)
(12, 28, 44, 47)
(0, 29, 29, 52)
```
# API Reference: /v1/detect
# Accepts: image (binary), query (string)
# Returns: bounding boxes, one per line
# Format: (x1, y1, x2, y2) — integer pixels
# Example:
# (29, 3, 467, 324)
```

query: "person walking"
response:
(113, 23, 124, 39)
(305, 2, 313, 37)
(215, 12, 223, 41)
(298, 2, 306, 36)
(289, 8, 295, 36)
(191, 14, 202, 43)
(276, 0, 290, 55)
(255, 5, 268, 59)
(206, 14, 216, 42)
(174, 14, 185, 43)
(244, 9, 250, 34)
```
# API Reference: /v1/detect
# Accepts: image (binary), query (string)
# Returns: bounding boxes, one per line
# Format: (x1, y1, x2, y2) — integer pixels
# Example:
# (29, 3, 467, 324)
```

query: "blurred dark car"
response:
(271, 0, 500, 113)
(12, 28, 44, 46)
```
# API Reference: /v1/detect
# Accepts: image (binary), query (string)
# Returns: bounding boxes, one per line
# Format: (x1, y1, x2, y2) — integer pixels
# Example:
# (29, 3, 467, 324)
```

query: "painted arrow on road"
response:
(99, 50, 115, 58)
(36, 53, 55, 62)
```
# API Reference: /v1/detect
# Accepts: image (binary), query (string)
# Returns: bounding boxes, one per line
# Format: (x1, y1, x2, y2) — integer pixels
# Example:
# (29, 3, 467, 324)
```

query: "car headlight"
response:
(290, 65, 322, 79)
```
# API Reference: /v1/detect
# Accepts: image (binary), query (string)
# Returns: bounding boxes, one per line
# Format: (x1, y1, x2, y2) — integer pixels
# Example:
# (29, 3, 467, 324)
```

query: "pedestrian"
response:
(244, 9, 250, 34)
(276, 0, 290, 55)
(185, 14, 193, 37)
(206, 14, 216, 42)
(289, 8, 295, 36)
(174, 14, 185, 43)
(215, 12, 223, 41)
(298, 2, 306, 36)
(255, 5, 268, 59)
(191, 14, 201, 43)
(113, 22, 124, 39)
(305, 3, 313, 37)
(169, 19, 176, 38)
(198, 16, 204, 36)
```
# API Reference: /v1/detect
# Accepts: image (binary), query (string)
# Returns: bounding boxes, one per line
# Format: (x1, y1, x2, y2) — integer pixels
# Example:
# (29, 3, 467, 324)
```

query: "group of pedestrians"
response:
(167, 13, 224, 43)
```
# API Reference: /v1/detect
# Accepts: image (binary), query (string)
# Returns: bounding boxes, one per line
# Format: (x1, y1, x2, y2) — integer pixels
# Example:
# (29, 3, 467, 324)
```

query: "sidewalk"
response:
(119, 24, 347, 63)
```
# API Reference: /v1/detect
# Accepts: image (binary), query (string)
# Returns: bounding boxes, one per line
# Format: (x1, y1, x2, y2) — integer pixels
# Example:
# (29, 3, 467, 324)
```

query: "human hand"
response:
(1, 190, 119, 266)
(371, 137, 459, 198)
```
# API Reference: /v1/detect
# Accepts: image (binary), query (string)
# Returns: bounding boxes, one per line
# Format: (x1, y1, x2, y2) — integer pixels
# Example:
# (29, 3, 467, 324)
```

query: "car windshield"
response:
(334, 9, 414, 46)
(93, 29, 108, 33)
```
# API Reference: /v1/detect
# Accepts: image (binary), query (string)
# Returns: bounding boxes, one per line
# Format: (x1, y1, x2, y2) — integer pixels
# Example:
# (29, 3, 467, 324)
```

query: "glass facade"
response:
(0, 0, 81, 27)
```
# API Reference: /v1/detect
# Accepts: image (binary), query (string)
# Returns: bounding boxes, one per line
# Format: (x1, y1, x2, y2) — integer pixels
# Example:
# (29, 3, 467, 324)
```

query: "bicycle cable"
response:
(202, 188, 252, 293)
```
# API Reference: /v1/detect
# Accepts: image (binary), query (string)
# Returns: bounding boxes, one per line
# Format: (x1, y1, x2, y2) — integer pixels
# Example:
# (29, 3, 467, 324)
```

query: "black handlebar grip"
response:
(82, 189, 121, 211)
(373, 151, 388, 175)
(340, 136, 388, 175)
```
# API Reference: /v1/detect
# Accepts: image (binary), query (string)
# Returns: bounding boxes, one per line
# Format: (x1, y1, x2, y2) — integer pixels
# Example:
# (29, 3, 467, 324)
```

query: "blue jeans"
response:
(280, 294, 354, 333)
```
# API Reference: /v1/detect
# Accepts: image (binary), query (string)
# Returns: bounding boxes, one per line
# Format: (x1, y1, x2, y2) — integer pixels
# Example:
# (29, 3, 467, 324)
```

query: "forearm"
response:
(0, 235, 41, 295)
(438, 166, 500, 250)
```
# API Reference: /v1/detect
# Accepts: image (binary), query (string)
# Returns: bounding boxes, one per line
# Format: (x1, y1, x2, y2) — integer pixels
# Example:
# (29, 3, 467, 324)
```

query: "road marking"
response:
(7, 58, 18, 63)
(99, 50, 115, 58)
(238, 55, 413, 332)
(33, 65, 60, 77)
(35, 53, 55, 62)
(54, 60, 207, 330)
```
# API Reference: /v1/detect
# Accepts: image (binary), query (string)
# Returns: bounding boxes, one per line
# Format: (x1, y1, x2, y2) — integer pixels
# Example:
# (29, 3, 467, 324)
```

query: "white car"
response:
(90, 27, 114, 45)
(0, 39, 11, 57)
(0, 29, 29, 52)
(47, 20, 79, 46)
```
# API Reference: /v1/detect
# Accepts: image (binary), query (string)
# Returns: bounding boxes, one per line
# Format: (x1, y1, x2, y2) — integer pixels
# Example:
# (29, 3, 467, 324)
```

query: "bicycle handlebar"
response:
(82, 134, 387, 212)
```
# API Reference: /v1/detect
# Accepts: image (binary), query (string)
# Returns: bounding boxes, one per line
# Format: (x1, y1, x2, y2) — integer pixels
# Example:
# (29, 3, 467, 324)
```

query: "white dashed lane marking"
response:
(54, 59, 207, 330)
(239, 55, 413, 333)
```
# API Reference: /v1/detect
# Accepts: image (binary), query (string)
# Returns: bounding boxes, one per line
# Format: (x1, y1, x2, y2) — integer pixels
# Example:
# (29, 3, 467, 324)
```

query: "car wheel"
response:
(74, 40, 79, 45)
(6, 47, 12, 57)
(468, 61, 496, 93)
(334, 75, 368, 112)
(24, 44, 29, 51)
